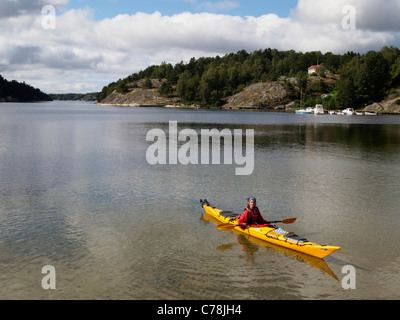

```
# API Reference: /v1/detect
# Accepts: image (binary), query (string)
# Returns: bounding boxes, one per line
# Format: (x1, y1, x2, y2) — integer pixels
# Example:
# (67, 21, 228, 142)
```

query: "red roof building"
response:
(308, 65, 321, 74)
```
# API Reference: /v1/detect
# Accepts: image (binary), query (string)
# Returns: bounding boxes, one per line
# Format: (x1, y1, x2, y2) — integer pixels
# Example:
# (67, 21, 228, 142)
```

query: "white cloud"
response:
(292, 0, 400, 32)
(0, 0, 399, 93)
(0, 0, 69, 18)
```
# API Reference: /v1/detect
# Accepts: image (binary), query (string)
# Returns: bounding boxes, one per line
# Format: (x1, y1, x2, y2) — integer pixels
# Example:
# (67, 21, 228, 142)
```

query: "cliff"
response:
(98, 79, 179, 107)
(364, 89, 400, 113)
(98, 76, 400, 113)
(98, 77, 300, 109)
(221, 78, 298, 110)
(98, 88, 179, 107)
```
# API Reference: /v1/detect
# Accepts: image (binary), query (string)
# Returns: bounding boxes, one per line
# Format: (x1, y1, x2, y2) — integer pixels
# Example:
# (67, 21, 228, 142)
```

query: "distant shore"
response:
(96, 102, 201, 109)
(95, 102, 400, 115)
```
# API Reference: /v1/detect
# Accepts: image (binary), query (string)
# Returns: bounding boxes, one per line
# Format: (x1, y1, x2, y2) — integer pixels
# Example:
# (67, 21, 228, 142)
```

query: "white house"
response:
(308, 65, 330, 75)
(308, 65, 321, 74)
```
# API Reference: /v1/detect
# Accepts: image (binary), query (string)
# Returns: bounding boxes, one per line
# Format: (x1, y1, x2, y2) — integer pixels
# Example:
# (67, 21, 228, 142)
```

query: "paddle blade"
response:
(217, 223, 238, 231)
(281, 218, 297, 224)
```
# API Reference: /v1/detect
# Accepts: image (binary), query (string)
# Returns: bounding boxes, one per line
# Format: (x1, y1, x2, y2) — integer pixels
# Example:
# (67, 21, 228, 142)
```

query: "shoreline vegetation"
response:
(97, 46, 400, 114)
(49, 92, 98, 101)
(3, 46, 400, 114)
(96, 103, 400, 115)
(0, 75, 52, 102)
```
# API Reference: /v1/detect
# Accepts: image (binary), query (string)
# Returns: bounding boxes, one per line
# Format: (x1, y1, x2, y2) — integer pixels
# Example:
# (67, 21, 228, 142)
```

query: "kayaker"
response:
(238, 197, 269, 228)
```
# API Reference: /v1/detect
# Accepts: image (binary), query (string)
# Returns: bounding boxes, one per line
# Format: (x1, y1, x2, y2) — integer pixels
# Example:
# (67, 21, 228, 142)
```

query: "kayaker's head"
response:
(247, 197, 256, 209)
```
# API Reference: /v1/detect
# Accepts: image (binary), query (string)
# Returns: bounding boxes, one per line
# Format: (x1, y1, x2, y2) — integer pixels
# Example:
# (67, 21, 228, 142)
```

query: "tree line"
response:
(49, 92, 98, 101)
(97, 46, 400, 109)
(0, 75, 52, 102)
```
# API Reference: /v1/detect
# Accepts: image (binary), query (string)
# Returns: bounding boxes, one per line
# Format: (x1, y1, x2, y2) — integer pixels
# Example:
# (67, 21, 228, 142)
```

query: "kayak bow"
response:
(200, 199, 341, 259)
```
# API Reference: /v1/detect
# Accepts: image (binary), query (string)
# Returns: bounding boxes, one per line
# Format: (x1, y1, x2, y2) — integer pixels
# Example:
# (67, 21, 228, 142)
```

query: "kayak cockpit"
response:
(218, 210, 239, 218)
(283, 233, 309, 244)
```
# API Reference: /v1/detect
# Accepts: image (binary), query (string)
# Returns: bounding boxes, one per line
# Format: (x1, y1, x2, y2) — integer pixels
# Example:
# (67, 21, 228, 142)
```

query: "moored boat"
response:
(295, 107, 313, 114)
(342, 108, 355, 115)
(314, 104, 324, 115)
(200, 199, 341, 259)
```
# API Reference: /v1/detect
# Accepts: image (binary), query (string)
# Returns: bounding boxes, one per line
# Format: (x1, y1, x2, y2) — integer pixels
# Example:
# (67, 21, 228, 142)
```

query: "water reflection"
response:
(1, 103, 400, 299)
(202, 213, 339, 281)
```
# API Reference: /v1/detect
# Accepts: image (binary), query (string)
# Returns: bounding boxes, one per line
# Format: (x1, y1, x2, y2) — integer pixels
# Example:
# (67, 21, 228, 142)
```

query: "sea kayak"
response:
(200, 199, 341, 259)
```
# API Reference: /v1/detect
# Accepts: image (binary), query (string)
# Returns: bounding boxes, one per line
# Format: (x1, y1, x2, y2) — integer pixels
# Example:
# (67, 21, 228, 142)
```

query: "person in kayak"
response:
(238, 197, 270, 228)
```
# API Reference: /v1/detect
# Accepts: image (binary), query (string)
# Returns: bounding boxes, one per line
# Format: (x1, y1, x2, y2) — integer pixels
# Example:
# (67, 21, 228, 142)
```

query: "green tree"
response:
(97, 46, 400, 108)
(389, 57, 400, 88)
(364, 51, 389, 102)
(337, 77, 356, 108)
(158, 81, 174, 97)
(116, 81, 129, 93)
(0, 74, 51, 101)
(143, 78, 153, 89)
(176, 70, 199, 103)
(337, 57, 363, 108)
(381, 46, 400, 66)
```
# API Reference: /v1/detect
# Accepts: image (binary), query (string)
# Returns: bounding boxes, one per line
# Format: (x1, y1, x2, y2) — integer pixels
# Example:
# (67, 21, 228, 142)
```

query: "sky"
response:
(65, 0, 299, 20)
(1, 0, 400, 94)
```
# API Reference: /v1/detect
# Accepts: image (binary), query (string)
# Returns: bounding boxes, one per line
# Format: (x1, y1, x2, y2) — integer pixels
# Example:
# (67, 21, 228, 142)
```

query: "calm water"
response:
(0, 101, 400, 300)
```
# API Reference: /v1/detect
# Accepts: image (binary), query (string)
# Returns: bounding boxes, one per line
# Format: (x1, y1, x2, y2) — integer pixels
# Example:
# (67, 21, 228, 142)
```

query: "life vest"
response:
(244, 206, 261, 224)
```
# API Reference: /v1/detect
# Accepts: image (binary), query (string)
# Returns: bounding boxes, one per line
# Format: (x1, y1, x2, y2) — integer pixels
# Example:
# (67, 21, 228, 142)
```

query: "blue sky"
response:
(65, 0, 298, 19)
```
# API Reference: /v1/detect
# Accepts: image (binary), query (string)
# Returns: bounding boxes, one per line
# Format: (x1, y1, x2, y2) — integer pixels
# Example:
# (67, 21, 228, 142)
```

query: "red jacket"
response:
(238, 206, 269, 226)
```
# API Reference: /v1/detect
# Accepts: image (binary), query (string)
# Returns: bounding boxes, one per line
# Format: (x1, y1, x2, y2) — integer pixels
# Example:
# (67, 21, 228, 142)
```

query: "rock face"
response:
(221, 81, 291, 110)
(99, 79, 179, 107)
(99, 76, 400, 113)
(364, 90, 400, 113)
(99, 88, 179, 107)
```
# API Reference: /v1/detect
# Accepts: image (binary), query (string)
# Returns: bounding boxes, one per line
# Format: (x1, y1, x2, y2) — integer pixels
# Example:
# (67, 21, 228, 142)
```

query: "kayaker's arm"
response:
(237, 211, 248, 228)
(258, 212, 269, 225)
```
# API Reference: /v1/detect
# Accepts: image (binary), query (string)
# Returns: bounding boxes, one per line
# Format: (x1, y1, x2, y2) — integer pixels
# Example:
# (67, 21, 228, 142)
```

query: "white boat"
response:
(295, 107, 314, 114)
(342, 108, 355, 115)
(328, 111, 337, 115)
(365, 111, 377, 116)
(314, 104, 324, 115)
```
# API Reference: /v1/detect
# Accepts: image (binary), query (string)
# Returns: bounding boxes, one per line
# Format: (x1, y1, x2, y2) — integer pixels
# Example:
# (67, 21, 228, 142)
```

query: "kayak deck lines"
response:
(265, 228, 308, 246)
(200, 199, 341, 259)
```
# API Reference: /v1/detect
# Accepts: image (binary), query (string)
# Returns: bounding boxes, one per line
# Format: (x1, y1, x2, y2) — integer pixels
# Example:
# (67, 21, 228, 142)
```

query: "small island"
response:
(97, 46, 400, 114)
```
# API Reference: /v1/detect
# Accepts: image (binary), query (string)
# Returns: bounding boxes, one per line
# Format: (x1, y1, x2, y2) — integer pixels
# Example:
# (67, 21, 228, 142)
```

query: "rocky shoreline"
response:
(364, 91, 400, 114)
(97, 78, 400, 114)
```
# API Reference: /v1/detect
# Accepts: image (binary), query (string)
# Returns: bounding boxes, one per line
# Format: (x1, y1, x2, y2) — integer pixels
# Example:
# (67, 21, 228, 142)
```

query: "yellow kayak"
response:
(200, 199, 341, 259)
